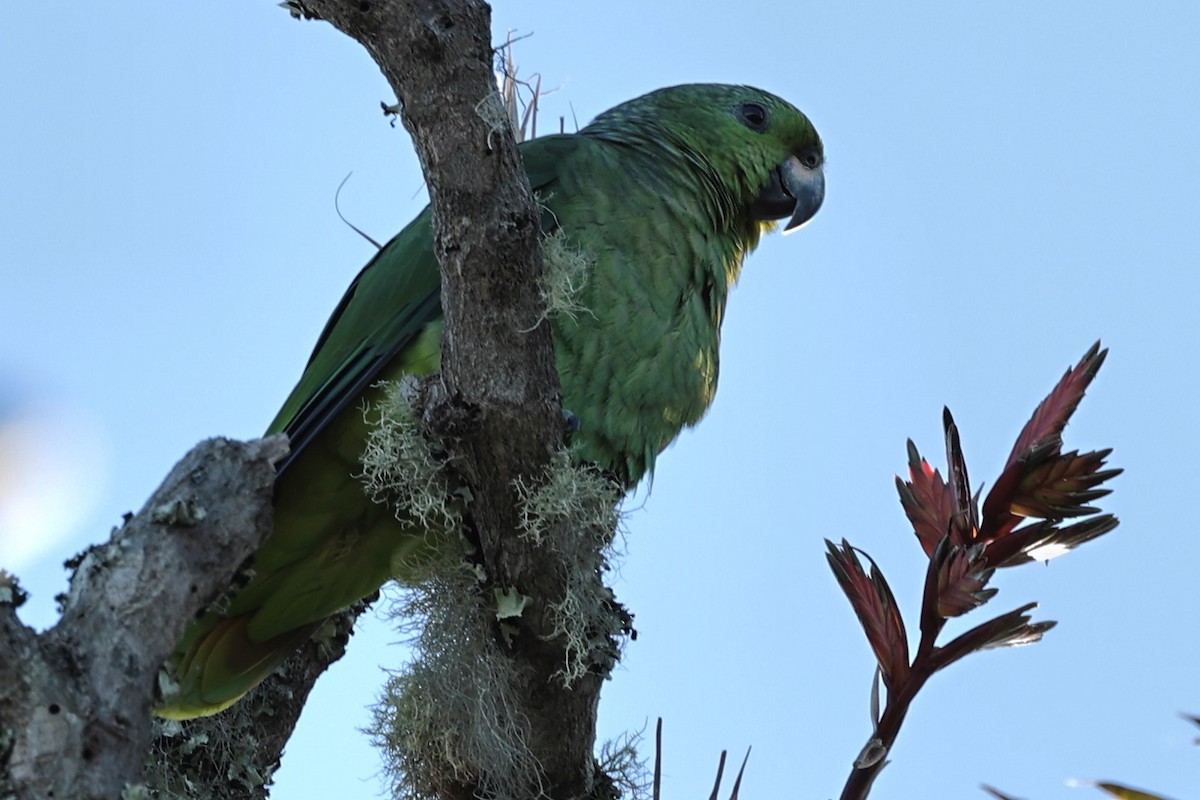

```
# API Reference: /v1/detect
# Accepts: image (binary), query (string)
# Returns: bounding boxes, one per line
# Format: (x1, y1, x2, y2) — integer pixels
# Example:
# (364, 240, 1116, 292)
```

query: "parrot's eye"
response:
(798, 147, 822, 169)
(735, 102, 770, 133)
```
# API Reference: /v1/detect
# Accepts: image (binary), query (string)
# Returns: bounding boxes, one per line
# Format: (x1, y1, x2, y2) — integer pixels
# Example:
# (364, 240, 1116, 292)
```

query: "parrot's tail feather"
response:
(156, 614, 321, 720)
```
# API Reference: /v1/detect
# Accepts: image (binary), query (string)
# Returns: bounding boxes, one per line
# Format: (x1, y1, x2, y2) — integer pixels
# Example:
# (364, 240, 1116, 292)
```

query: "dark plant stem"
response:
(839, 594, 945, 800)
(839, 662, 932, 800)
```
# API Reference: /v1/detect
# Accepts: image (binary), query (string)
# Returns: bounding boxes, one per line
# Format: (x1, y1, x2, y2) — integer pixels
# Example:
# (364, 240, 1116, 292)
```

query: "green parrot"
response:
(159, 83, 824, 719)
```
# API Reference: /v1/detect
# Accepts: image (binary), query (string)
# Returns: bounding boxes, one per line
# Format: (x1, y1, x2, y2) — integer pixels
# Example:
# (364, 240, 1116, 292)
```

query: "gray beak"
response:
(750, 153, 826, 233)
(779, 154, 825, 234)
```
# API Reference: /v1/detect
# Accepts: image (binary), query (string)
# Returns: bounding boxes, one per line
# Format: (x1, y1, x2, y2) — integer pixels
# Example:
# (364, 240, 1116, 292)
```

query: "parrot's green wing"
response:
(265, 217, 442, 460)
(270, 133, 582, 460)
(161, 136, 582, 719)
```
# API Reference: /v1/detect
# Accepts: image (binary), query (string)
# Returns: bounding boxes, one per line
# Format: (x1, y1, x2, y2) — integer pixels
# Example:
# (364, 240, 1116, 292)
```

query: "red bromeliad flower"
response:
(898, 342, 1120, 569)
(829, 342, 1122, 800)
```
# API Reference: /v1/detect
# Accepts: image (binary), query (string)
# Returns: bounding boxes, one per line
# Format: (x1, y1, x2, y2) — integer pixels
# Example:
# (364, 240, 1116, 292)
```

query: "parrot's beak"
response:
(753, 153, 825, 234)
(779, 154, 825, 234)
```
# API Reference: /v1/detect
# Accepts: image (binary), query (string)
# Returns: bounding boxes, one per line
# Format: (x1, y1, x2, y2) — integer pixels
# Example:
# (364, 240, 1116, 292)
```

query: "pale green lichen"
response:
(474, 90, 512, 151)
(359, 380, 460, 533)
(141, 678, 290, 798)
(369, 559, 542, 800)
(150, 498, 207, 526)
(598, 728, 652, 800)
(539, 228, 594, 322)
(361, 376, 543, 799)
(515, 450, 624, 686)
(367, 448, 625, 799)
(359, 379, 632, 800)
(121, 783, 154, 800)
(493, 586, 531, 621)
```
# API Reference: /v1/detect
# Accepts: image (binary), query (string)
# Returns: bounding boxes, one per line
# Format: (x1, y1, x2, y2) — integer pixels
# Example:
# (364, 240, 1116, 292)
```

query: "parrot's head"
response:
(584, 83, 825, 235)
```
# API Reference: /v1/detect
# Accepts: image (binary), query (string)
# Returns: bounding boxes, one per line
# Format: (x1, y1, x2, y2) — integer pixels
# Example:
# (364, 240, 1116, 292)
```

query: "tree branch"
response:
(145, 600, 370, 799)
(0, 436, 286, 800)
(289, 2, 601, 798)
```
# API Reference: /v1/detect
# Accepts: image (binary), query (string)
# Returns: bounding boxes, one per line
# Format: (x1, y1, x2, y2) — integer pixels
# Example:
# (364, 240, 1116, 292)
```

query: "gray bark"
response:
(0, 436, 286, 800)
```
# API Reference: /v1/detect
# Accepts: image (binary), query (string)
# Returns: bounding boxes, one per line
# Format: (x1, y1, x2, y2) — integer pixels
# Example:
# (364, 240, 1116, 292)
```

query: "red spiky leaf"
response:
(1003, 341, 1106, 470)
(979, 442, 1121, 566)
(988, 514, 1120, 568)
(1009, 449, 1117, 520)
(931, 602, 1055, 672)
(919, 536, 946, 641)
(935, 543, 997, 619)
(981, 444, 1121, 540)
(979, 438, 1058, 542)
(943, 407, 979, 544)
(826, 539, 910, 691)
(958, 343, 1123, 566)
(896, 440, 955, 558)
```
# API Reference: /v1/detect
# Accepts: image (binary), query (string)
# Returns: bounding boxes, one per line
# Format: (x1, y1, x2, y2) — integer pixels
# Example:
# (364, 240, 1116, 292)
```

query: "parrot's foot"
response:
(562, 409, 581, 439)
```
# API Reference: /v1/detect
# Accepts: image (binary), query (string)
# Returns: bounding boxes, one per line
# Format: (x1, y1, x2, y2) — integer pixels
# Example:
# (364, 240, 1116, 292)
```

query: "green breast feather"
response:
(159, 83, 824, 718)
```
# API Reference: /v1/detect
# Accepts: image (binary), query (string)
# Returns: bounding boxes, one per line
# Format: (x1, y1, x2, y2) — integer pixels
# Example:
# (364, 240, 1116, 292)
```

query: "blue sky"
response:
(3, 2, 1198, 798)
